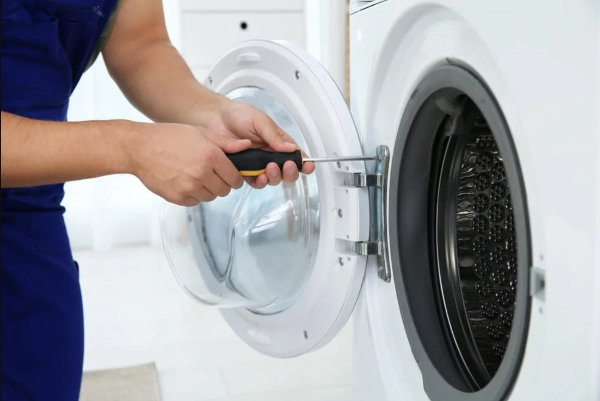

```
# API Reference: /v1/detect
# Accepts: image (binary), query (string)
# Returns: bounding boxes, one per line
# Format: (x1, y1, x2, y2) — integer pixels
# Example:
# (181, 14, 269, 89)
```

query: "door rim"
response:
(387, 60, 532, 401)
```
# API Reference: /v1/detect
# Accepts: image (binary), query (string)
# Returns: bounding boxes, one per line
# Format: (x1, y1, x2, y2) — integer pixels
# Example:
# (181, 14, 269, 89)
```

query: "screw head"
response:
(338, 257, 344, 266)
(337, 209, 343, 218)
(295, 70, 300, 80)
(207, 76, 213, 85)
(336, 161, 342, 168)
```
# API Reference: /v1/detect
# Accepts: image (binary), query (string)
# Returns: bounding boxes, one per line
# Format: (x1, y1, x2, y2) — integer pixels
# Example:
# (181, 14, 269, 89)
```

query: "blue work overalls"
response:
(1, 0, 118, 399)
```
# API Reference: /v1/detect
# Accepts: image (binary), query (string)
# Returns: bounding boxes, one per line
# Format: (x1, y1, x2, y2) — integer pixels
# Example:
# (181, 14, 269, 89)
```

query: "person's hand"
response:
(129, 122, 252, 206)
(202, 101, 316, 189)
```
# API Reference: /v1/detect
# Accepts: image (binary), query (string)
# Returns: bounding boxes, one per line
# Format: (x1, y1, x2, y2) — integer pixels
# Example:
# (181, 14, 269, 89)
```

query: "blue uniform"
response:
(1, 0, 118, 399)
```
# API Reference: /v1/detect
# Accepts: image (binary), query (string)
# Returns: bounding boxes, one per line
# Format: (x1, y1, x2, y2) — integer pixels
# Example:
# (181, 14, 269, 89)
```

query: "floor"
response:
(76, 245, 354, 401)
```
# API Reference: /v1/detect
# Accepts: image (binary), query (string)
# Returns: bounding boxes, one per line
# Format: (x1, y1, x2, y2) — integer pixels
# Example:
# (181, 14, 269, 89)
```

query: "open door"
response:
(161, 40, 372, 358)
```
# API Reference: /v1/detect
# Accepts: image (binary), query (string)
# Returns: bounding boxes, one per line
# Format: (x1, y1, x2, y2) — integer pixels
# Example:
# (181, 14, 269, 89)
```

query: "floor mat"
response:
(79, 362, 161, 401)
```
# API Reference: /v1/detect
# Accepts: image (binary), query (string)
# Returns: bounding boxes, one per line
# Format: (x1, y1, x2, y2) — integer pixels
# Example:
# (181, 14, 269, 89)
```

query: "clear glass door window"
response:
(161, 87, 320, 315)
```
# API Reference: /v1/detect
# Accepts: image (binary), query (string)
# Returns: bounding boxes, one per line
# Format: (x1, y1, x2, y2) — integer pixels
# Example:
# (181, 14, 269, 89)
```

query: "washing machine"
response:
(161, 0, 600, 400)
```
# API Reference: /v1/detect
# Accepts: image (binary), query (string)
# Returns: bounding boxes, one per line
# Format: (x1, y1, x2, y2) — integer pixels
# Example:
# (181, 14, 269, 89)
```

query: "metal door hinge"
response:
(342, 171, 383, 188)
(346, 240, 382, 256)
(341, 145, 391, 282)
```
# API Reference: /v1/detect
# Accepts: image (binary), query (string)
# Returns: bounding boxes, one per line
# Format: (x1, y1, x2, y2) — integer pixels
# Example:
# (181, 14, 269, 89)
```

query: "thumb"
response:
(253, 112, 298, 152)
(207, 133, 251, 154)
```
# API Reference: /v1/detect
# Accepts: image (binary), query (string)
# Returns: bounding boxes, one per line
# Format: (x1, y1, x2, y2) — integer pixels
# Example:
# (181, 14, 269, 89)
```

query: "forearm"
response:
(0, 111, 136, 188)
(105, 40, 227, 126)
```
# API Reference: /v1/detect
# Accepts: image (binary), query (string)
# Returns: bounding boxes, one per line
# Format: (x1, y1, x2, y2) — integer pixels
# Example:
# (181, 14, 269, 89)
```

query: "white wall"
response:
(64, 0, 346, 251)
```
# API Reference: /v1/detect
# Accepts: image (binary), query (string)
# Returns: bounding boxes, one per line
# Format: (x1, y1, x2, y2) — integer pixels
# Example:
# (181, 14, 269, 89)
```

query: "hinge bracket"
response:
(342, 171, 383, 188)
(340, 145, 391, 282)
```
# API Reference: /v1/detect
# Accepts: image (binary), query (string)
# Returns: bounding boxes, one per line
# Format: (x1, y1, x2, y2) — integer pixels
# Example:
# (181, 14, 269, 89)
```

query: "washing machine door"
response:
(161, 40, 374, 358)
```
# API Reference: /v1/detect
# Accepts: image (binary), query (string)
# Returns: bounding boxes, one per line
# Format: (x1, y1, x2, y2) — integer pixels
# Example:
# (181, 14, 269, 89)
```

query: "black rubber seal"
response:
(387, 61, 532, 401)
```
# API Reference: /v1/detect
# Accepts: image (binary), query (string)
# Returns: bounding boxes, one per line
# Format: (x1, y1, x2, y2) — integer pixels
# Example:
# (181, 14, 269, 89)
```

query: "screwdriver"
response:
(227, 148, 379, 177)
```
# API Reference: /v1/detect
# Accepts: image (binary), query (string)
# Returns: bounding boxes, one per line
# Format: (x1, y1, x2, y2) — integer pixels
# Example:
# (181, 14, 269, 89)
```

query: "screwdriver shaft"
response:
(303, 155, 379, 163)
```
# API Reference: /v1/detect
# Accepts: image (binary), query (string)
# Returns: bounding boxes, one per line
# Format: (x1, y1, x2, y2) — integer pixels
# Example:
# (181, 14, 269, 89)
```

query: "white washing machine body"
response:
(350, 1, 600, 400)
(161, 1, 599, 400)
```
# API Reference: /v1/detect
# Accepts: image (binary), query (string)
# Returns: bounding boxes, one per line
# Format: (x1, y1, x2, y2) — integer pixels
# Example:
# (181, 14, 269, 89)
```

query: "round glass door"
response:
(161, 40, 369, 358)
(161, 87, 320, 315)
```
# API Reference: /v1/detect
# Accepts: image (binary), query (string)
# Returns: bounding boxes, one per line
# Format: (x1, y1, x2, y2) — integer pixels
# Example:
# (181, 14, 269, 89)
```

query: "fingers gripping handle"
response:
(227, 149, 304, 177)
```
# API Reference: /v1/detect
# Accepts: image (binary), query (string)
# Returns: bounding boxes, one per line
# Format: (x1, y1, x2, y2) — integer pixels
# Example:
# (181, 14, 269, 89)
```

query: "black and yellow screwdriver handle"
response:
(227, 149, 304, 177)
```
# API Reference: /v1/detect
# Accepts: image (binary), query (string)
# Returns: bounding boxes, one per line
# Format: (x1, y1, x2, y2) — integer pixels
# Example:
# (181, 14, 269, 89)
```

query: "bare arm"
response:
(102, 0, 226, 126)
(0, 111, 132, 188)
(101, 0, 315, 187)
(0, 111, 250, 205)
